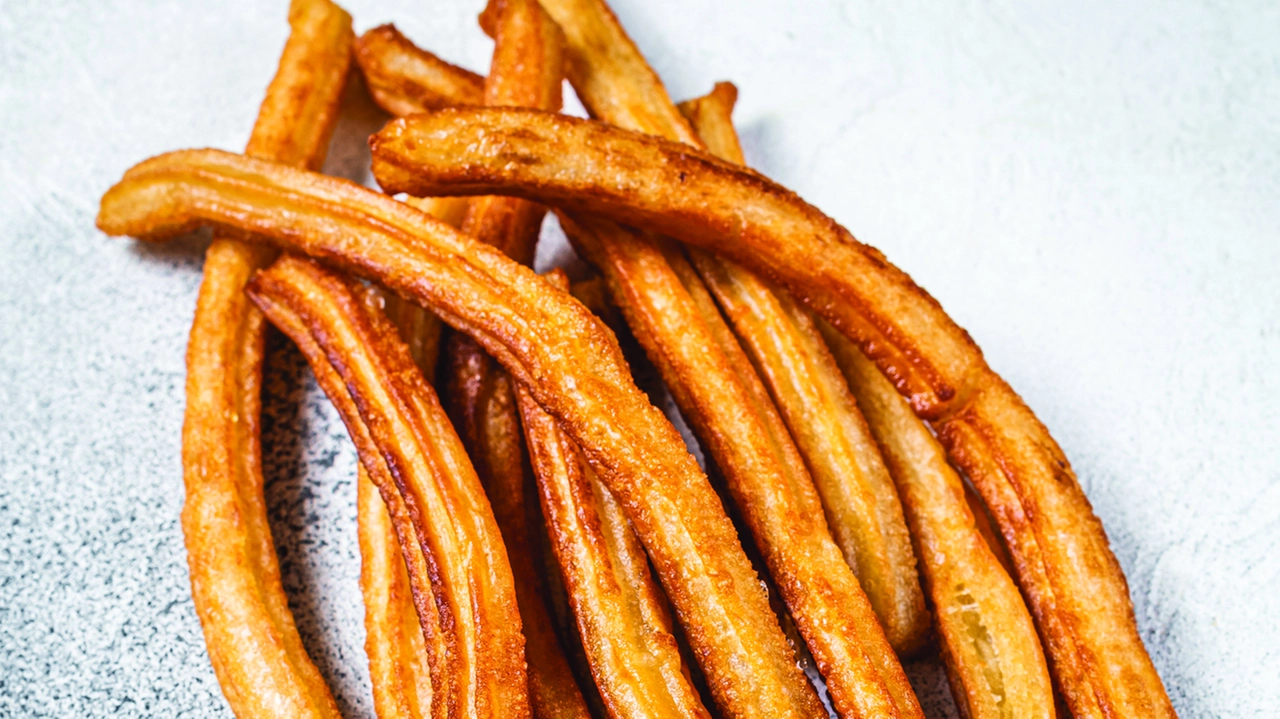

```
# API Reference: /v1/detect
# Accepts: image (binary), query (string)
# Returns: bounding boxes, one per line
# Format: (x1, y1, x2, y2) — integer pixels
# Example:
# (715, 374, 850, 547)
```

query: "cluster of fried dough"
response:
(95, 0, 1176, 717)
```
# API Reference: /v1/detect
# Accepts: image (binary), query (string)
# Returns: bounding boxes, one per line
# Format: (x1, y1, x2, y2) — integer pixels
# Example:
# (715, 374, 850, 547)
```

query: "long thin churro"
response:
(370, 105, 1177, 719)
(178, 2, 351, 716)
(369, 108, 977, 418)
(518, 271, 712, 719)
(826, 324, 1055, 718)
(247, 256, 532, 719)
(97, 149, 825, 719)
(480, 2, 924, 715)
(678, 81, 928, 656)
(436, 3, 589, 717)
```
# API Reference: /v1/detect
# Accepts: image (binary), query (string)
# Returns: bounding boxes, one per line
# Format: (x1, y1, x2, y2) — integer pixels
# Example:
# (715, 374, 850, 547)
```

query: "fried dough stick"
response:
(358, 471, 435, 719)
(354, 24, 492, 718)
(355, 34, 478, 716)
(247, 257, 532, 719)
(354, 19, 481, 384)
(559, 215, 912, 719)
(474, 2, 923, 715)
(678, 82, 927, 655)
(359, 199, 470, 719)
(825, 330, 1055, 718)
(371, 109, 976, 417)
(370, 109, 1177, 719)
(177, 2, 351, 716)
(355, 23, 485, 116)
(517, 271, 712, 719)
(437, 3, 592, 718)
(97, 151, 824, 719)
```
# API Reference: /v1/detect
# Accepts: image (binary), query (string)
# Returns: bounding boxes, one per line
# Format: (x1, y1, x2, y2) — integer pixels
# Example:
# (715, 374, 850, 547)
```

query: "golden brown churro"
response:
(442, 336, 590, 719)
(678, 81, 928, 656)
(476, 3, 923, 714)
(370, 107, 1177, 719)
(354, 24, 485, 117)
(437, 4, 590, 717)
(177, 2, 350, 716)
(518, 271, 712, 719)
(359, 198, 473, 719)
(246, 256, 532, 719)
(358, 472, 435, 719)
(825, 325, 1055, 719)
(561, 215, 914, 719)
(354, 30, 482, 716)
(97, 150, 824, 719)
(369, 108, 976, 417)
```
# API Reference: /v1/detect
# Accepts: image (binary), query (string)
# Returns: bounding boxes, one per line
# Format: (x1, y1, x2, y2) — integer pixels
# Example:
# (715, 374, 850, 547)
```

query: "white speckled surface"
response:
(1, 0, 1277, 716)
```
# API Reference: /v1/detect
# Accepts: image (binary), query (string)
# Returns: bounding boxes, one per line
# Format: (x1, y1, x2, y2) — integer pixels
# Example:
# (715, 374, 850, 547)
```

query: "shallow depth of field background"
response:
(1, 0, 1277, 716)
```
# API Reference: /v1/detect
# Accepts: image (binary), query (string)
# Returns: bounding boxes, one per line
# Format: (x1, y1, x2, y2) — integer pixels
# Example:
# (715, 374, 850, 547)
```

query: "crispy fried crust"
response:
(97, 150, 822, 719)
(369, 107, 1176, 719)
(360, 198, 472, 719)
(358, 471, 435, 719)
(178, 2, 351, 716)
(246, 257, 532, 719)
(355, 24, 485, 117)
(472, 3, 919, 713)
(437, 6, 590, 717)
(479, 0, 564, 113)
(679, 81, 928, 656)
(352, 28, 479, 719)
(375, 198, 474, 392)
(826, 324, 1055, 719)
(441, 336, 590, 719)
(516, 270, 711, 719)
(563, 217, 909, 719)
(369, 108, 977, 418)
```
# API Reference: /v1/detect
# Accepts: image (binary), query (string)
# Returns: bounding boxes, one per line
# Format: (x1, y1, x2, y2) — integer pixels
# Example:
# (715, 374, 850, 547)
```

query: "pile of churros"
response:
(95, 0, 1178, 717)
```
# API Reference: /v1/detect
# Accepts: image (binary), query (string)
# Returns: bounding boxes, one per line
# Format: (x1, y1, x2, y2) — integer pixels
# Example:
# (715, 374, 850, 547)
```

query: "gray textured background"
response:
(2, 0, 1277, 716)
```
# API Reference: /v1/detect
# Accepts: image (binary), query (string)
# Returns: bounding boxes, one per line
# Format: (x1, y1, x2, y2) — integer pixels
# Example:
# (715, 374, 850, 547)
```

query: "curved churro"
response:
(562, 216, 913, 719)
(369, 108, 977, 418)
(358, 471, 435, 719)
(825, 324, 1055, 719)
(96, 150, 822, 719)
(247, 256, 532, 719)
(354, 24, 485, 117)
(178, 1, 351, 716)
(354, 32, 481, 716)
(471, 3, 922, 713)
(678, 81, 928, 655)
(369, 106, 1176, 719)
(360, 197, 472, 719)
(518, 271, 711, 719)
(437, 4, 590, 717)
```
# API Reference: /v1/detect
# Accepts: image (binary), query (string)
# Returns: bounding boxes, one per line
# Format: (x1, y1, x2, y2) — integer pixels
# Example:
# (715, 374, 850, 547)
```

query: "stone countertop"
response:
(1, 0, 1276, 716)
